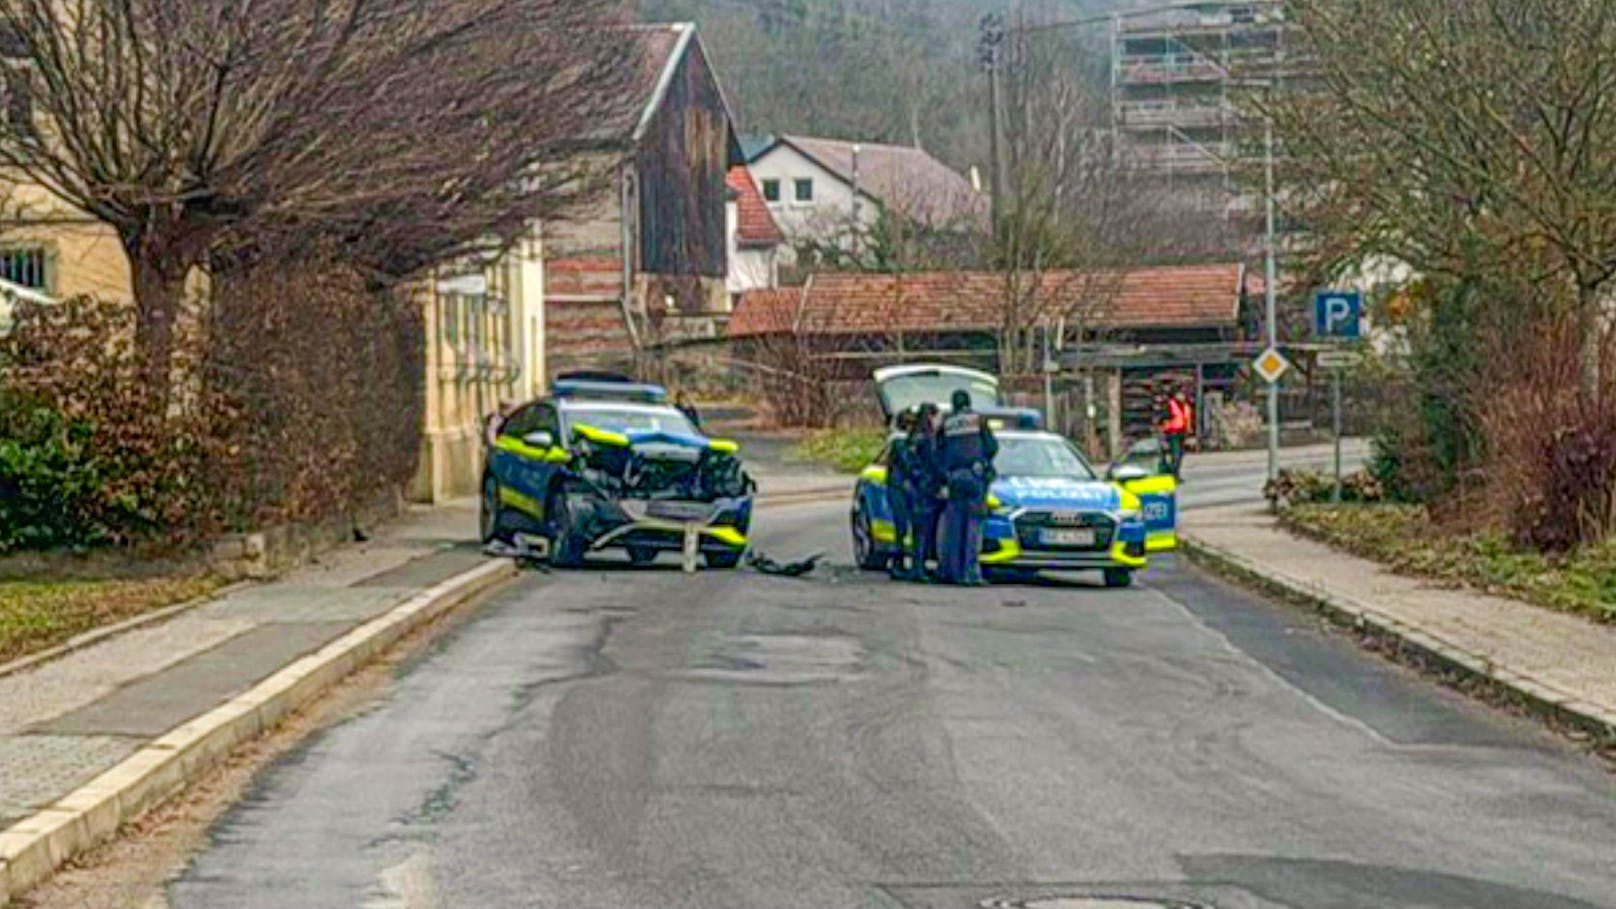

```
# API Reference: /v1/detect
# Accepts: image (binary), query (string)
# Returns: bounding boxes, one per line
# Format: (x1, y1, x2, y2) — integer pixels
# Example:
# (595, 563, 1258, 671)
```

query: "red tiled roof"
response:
(726, 166, 784, 247)
(728, 263, 1247, 337)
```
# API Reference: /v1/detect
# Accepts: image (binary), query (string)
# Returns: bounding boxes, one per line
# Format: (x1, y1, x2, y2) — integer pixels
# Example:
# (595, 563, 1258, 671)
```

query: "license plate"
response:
(647, 501, 712, 522)
(1039, 528, 1096, 547)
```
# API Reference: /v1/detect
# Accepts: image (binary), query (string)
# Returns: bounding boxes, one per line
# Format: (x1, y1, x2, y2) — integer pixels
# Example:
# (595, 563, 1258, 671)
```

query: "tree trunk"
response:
(123, 233, 191, 404)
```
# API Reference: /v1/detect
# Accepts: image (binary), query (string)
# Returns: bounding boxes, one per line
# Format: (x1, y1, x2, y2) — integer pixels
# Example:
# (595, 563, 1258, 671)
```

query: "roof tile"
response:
(726, 166, 784, 247)
(729, 263, 1246, 337)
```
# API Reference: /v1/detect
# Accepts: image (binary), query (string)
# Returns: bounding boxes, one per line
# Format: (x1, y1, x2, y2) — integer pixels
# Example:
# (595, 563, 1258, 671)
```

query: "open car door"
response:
(1108, 438, 1178, 552)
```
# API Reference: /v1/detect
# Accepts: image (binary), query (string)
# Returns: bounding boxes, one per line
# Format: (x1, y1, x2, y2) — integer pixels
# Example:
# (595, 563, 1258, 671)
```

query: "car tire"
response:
(546, 486, 588, 568)
(627, 546, 658, 566)
(480, 476, 512, 545)
(1103, 567, 1133, 589)
(705, 549, 744, 570)
(851, 509, 887, 571)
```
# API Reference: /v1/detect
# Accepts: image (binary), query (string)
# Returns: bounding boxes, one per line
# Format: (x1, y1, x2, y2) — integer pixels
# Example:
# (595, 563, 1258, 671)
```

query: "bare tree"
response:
(988, 22, 1139, 375)
(0, 0, 631, 387)
(1265, 0, 1616, 382)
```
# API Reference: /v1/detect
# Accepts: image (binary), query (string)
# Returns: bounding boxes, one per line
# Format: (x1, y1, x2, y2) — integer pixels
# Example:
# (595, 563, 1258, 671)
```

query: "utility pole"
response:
(979, 12, 1006, 240)
(1264, 115, 1280, 481)
(850, 142, 862, 257)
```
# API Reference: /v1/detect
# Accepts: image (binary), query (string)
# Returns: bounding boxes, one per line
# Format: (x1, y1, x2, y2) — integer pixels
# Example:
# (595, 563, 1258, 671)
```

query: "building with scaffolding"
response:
(1110, 0, 1292, 218)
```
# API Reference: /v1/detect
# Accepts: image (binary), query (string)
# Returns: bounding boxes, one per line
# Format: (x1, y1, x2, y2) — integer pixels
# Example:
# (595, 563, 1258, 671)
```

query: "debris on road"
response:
(747, 550, 825, 578)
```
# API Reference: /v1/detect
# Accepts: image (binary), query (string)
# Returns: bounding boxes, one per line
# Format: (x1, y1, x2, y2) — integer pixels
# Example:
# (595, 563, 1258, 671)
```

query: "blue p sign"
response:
(1314, 290, 1362, 339)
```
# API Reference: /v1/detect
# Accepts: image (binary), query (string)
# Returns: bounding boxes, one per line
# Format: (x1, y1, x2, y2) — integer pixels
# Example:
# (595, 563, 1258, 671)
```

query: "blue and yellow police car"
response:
(480, 375, 755, 568)
(848, 364, 1178, 587)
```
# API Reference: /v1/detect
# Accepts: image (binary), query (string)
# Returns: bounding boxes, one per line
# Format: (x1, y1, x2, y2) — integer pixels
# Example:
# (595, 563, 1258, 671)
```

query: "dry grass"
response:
(0, 575, 223, 665)
(1284, 503, 1616, 624)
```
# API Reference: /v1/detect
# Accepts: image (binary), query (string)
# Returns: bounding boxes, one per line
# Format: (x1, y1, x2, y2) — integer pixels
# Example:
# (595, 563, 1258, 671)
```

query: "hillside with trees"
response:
(636, 0, 1120, 170)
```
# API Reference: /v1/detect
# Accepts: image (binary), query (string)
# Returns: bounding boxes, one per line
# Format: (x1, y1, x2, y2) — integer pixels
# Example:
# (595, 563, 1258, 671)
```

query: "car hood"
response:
(573, 423, 738, 455)
(991, 475, 1123, 511)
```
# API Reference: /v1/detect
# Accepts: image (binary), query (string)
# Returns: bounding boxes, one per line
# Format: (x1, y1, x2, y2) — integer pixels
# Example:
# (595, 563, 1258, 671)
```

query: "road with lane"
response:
(159, 475, 1616, 909)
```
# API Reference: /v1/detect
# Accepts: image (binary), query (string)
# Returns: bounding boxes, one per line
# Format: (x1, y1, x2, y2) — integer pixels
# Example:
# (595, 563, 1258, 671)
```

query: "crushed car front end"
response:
(562, 419, 755, 566)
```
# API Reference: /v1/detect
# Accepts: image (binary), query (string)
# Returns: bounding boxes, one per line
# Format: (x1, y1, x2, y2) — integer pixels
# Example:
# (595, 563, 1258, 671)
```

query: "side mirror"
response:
(523, 430, 555, 450)
(1108, 464, 1152, 484)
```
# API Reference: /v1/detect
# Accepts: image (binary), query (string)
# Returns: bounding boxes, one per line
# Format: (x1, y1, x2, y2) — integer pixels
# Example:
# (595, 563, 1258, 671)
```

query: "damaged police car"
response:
(480, 376, 755, 568)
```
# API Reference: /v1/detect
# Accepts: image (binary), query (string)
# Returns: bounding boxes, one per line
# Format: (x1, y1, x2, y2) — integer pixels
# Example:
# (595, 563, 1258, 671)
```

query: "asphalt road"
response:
(164, 494, 1616, 909)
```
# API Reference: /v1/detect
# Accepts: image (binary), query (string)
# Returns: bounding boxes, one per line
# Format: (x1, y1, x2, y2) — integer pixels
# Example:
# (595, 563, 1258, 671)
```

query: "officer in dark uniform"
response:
(937, 389, 998, 586)
(886, 408, 920, 580)
(908, 402, 945, 581)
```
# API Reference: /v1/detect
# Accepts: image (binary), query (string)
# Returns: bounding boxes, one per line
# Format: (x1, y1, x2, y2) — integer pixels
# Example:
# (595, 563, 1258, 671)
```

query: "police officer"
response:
(937, 389, 998, 586)
(907, 402, 945, 581)
(886, 408, 921, 580)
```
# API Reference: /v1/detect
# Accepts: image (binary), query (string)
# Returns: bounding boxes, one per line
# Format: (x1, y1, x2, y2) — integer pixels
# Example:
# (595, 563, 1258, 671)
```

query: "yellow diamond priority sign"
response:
(1253, 346, 1291, 383)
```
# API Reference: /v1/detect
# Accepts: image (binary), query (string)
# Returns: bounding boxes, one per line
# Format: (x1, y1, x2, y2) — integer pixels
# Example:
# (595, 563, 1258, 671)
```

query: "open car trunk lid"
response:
(872, 364, 1002, 421)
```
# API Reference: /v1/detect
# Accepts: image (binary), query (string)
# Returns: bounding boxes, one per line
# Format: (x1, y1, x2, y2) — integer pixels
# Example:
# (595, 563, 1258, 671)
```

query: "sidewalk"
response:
(0, 500, 507, 900)
(1183, 505, 1616, 738)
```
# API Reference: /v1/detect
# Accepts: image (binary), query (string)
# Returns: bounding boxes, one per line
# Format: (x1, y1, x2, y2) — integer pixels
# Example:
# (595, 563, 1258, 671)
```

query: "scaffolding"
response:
(1110, 0, 1291, 217)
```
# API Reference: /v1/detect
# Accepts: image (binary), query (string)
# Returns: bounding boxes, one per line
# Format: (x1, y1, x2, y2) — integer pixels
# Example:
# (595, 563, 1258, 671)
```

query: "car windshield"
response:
(563, 406, 698, 437)
(993, 436, 1096, 480)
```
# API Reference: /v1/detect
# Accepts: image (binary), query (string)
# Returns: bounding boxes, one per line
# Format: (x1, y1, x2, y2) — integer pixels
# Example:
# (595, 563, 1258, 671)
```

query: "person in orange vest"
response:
(1160, 385, 1194, 480)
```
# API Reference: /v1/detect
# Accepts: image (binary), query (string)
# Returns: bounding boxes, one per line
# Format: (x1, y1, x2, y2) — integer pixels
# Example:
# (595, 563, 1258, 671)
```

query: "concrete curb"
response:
(753, 485, 852, 509)
(0, 558, 517, 905)
(1180, 532, 1616, 746)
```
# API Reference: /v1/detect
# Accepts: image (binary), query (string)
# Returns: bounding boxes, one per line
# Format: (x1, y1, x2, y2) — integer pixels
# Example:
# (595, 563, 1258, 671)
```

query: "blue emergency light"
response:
(980, 407, 1044, 431)
(552, 377, 669, 404)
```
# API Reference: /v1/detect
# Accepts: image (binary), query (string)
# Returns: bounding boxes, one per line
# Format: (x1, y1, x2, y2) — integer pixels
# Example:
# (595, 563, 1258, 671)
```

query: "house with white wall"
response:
(724, 165, 783, 306)
(743, 135, 986, 260)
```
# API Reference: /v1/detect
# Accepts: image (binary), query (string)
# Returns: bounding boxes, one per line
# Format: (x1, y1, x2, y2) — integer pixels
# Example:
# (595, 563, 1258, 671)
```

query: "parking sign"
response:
(1313, 290, 1362, 340)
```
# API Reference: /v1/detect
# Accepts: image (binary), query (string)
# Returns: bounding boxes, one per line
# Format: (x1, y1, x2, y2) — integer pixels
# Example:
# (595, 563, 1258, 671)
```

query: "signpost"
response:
(1313, 290, 1364, 502)
(1252, 346, 1291, 384)
(1313, 290, 1363, 340)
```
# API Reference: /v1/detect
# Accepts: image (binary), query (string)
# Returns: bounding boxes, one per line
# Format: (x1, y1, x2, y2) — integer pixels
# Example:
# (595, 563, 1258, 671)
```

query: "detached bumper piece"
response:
(586, 496, 751, 567)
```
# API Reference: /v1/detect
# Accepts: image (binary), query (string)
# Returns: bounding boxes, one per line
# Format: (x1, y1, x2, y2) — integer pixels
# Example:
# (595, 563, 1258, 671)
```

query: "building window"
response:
(794, 178, 814, 203)
(0, 246, 49, 291)
(761, 178, 781, 203)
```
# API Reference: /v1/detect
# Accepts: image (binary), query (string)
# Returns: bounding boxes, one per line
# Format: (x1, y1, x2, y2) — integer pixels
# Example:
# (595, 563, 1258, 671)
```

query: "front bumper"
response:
(584, 495, 752, 553)
(980, 509, 1148, 571)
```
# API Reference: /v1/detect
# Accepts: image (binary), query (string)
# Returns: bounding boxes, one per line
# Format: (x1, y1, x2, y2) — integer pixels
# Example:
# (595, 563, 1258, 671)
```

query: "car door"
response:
(857, 440, 898, 543)
(522, 403, 567, 518)
(491, 404, 565, 521)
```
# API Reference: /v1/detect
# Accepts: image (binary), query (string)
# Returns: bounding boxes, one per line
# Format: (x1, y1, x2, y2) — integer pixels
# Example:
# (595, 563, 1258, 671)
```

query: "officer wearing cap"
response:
(937, 388, 998, 586)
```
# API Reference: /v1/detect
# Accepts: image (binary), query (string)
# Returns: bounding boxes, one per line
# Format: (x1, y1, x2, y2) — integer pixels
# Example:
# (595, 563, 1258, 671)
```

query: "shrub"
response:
(1264, 467, 1383, 509)
(1478, 312, 1616, 553)
(0, 259, 424, 553)
(0, 299, 216, 551)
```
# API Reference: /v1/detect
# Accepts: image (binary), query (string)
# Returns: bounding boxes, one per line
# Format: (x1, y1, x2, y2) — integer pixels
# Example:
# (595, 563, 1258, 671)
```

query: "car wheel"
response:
(546, 487, 588, 568)
(851, 509, 887, 571)
(480, 476, 512, 544)
(627, 546, 658, 566)
(705, 549, 744, 570)
(1103, 567, 1133, 589)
